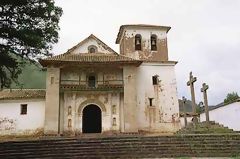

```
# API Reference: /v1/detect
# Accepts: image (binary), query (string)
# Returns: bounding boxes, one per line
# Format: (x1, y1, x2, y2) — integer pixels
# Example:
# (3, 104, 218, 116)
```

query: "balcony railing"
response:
(60, 79, 124, 91)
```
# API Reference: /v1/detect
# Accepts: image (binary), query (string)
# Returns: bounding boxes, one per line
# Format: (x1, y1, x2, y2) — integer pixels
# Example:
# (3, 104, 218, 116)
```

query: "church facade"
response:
(0, 24, 180, 135)
(40, 24, 180, 135)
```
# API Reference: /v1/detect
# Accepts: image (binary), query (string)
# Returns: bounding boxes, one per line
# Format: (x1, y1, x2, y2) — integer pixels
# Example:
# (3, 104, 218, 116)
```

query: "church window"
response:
(89, 47, 96, 53)
(68, 119, 72, 128)
(88, 45, 97, 53)
(152, 75, 159, 85)
(88, 75, 96, 87)
(149, 98, 154, 106)
(135, 34, 142, 51)
(68, 106, 72, 115)
(20, 104, 27, 115)
(151, 35, 157, 51)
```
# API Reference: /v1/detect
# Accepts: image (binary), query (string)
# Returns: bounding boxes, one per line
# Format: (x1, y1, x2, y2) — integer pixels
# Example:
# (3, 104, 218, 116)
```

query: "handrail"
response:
(60, 79, 124, 85)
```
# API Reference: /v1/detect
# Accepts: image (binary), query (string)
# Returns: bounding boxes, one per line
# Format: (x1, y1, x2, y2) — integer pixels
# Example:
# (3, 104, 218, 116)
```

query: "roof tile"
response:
(39, 53, 142, 66)
(0, 89, 45, 100)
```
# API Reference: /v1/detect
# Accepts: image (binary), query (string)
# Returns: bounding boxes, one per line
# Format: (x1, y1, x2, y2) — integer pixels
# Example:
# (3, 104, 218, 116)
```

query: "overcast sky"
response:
(53, 0, 240, 105)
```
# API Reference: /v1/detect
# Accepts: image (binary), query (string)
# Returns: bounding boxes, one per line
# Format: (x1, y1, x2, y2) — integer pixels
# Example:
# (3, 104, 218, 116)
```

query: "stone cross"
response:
(201, 83, 210, 123)
(187, 72, 198, 124)
(182, 96, 187, 127)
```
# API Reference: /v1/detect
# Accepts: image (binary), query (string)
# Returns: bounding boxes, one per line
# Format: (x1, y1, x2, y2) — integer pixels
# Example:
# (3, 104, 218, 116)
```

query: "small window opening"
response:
(152, 75, 159, 85)
(20, 104, 27, 115)
(135, 34, 142, 51)
(151, 35, 157, 51)
(113, 117, 117, 126)
(51, 77, 54, 84)
(88, 75, 96, 87)
(68, 106, 72, 115)
(89, 47, 96, 53)
(149, 98, 154, 106)
(68, 119, 72, 128)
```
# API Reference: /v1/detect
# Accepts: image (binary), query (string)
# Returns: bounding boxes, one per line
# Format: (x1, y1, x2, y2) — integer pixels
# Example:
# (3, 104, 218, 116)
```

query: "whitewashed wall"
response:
(0, 99, 45, 135)
(136, 62, 180, 132)
(200, 101, 240, 131)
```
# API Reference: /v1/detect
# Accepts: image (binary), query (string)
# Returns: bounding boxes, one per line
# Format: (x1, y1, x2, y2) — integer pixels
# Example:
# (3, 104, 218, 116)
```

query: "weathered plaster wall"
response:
(0, 99, 45, 135)
(71, 38, 112, 54)
(123, 66, 138, 132)
(136, 63, 180, 133)
(200, 102, 240, 131)
(44, 67, 60, 134)
(119, 28, 168, 61)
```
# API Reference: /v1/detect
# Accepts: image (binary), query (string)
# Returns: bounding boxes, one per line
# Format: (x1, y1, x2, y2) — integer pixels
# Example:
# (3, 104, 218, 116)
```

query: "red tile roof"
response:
(0, 89, 45, 100)
(39, 53, 142, 67)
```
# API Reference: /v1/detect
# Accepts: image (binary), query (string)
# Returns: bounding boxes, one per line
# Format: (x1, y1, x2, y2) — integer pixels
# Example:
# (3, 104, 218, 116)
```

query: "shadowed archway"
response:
(82, 104, 102, 133)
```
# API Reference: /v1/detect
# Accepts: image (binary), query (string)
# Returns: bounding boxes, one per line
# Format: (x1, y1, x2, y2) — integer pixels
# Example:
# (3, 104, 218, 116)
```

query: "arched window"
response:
(151, 34, 157, 51)
(88, 45, 97, 53)
(135, 34, 142, 51)
(89, 47, 96, 53)
(68, 106, 72, 115)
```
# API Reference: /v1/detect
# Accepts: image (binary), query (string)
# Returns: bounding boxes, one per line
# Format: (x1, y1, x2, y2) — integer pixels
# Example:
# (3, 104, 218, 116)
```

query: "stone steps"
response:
(177, 121, 238, 134)
(0, 134, 240, 158)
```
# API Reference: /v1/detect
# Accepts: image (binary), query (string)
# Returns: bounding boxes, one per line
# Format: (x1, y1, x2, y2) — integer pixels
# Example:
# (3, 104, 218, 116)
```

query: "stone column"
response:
(201, 83, 210, 123)
(123, 66, 138, 132)
(187, 72, 198, 124)
(44, 67, 60, 135)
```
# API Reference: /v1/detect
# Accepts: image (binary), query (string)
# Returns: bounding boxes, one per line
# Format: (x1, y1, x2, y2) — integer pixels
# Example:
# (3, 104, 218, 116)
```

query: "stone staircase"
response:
(0, 134, 240, 158)
(176, 121, 240, 134)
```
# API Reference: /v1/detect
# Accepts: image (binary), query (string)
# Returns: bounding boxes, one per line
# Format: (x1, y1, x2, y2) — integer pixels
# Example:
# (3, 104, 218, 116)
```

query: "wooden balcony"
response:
(60, 80, 124, 92)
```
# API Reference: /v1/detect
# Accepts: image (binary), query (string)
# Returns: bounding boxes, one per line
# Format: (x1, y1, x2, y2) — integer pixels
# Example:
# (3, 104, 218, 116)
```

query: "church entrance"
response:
(82, 104, 102, 133)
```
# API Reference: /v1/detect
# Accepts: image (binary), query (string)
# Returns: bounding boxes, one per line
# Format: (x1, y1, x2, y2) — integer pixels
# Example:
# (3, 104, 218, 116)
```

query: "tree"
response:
(0, 0, 62, 88)
(224, 92, 239, 104)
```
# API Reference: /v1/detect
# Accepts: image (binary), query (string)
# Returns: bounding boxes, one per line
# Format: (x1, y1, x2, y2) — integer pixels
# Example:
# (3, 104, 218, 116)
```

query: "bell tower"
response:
(116, 24, 171, 61)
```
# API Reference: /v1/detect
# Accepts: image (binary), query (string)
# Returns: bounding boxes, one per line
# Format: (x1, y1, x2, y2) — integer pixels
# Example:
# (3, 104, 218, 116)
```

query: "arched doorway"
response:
(82, 104, 102, 133)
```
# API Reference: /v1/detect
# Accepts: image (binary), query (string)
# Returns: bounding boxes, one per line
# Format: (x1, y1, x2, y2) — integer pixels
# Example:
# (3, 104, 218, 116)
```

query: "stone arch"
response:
(78, 99, 106, 115)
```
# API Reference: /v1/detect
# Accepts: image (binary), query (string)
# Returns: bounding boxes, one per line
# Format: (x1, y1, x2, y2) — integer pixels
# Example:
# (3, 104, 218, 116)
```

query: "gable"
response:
(67, 34, 117, 55)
